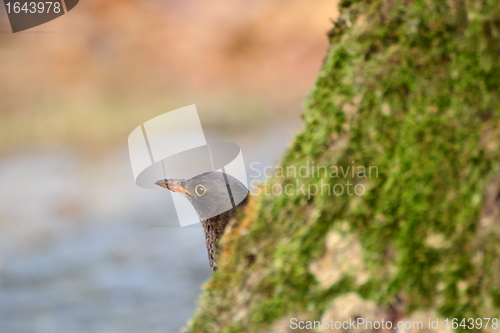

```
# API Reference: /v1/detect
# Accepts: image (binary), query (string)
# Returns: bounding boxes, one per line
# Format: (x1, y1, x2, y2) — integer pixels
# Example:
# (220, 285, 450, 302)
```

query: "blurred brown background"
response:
(0, 1, 337, 332)
(0, 0, 338, 151)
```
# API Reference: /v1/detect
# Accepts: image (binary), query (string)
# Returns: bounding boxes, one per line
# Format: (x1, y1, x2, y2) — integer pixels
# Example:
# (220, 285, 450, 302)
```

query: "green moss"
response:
(187, 0, 500, 332)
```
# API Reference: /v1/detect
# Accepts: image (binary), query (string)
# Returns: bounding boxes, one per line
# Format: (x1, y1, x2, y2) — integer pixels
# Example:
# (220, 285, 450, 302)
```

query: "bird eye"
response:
(195, 184, 206, 196)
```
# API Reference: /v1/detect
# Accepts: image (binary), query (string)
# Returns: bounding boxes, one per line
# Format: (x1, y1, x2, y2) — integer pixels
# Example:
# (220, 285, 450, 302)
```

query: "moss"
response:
(186, 0, 500, 332)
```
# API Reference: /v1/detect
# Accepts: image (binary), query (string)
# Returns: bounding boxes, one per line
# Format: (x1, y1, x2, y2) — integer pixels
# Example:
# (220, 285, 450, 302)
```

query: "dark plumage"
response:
(155, 171, 248, 272)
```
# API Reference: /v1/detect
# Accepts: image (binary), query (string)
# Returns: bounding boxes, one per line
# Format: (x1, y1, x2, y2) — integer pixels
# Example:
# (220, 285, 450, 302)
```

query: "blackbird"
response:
(155, 171, 248, 272)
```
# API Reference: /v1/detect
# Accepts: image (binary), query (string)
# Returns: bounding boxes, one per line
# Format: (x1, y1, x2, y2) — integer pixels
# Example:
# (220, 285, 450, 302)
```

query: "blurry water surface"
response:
(0, 122, 300, 333)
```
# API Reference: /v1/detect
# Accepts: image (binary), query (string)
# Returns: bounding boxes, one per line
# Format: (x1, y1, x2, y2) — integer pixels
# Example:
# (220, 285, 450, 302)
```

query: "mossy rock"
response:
(186, 0, 500, 332)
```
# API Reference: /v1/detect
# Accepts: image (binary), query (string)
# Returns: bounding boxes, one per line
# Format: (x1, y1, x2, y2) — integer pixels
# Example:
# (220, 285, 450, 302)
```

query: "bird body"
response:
(199, 198, 247, 271)
(156, 171, 248, 271)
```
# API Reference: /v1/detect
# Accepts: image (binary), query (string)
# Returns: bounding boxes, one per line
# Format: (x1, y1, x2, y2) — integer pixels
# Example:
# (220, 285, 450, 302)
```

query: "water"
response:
(0, 122, 301, 332)
(0, 148, 210, 333)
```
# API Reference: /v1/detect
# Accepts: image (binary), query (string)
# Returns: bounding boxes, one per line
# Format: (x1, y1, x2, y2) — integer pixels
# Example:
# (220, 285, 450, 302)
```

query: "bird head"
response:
(155, 171, 248, 220)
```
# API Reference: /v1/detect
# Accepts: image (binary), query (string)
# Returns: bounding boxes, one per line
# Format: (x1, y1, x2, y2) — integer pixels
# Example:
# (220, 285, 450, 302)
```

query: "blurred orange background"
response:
(0, 0, 338, 151)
